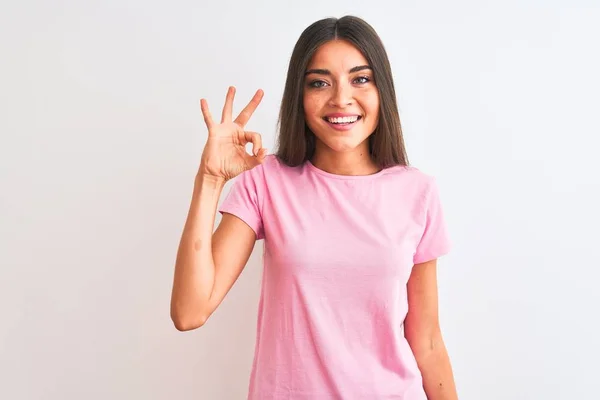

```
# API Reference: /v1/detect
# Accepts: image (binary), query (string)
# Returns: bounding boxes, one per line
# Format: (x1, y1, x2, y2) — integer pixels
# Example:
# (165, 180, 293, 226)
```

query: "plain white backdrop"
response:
(1, 1, 599, 399)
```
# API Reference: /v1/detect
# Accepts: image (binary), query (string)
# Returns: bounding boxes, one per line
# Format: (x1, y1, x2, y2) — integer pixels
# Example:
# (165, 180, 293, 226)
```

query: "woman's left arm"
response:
(405, 258, 458, 400)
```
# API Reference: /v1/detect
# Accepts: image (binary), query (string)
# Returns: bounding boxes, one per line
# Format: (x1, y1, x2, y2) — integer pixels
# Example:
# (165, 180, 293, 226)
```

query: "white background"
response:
(1, 1, 599, 399)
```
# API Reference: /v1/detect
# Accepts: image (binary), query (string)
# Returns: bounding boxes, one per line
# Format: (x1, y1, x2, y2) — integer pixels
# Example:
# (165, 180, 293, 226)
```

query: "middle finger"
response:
(221, 86, 236, 123)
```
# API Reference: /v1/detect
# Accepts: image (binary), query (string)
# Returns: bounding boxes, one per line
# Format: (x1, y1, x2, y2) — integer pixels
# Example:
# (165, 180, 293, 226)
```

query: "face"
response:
(303, 40, 380, 155)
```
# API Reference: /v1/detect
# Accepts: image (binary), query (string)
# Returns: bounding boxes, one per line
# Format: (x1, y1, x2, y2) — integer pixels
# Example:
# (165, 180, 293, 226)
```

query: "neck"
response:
(311, 141, 380, 176)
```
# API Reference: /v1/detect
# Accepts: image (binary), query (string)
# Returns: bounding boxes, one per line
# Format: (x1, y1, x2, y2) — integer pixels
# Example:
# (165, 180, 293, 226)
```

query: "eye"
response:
(308, 80, 328, 88)
(354, 76, 371, 84)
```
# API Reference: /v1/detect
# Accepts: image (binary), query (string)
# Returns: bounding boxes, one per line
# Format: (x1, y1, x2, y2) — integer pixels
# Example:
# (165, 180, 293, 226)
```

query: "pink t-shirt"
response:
(218, 154, 451, 400)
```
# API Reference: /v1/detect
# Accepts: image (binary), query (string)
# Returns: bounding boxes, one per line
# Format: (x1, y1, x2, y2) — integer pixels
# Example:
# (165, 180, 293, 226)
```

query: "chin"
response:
(308, 119, 374, 151)
(318, 135, 369, 153)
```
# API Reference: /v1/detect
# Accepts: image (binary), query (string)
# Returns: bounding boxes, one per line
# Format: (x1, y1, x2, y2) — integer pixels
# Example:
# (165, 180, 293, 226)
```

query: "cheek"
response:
(369, 91, 380, 109)
(365, 93, 380, 119)
(303, 93, 324, 119)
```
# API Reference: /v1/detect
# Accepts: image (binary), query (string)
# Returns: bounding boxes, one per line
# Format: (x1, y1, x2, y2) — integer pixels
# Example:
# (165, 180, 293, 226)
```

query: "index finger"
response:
(234, 89, 264, 127)
(200, 98, 214, 130)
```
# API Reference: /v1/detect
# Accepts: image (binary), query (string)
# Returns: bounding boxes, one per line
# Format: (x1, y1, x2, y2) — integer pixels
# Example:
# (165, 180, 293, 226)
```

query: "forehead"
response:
(307, 40, 369, 71)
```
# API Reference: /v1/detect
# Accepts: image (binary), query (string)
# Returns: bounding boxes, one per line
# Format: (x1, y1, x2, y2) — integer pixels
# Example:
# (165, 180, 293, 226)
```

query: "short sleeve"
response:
(413, 177, 451, 264)
(218, 167, 265, 240)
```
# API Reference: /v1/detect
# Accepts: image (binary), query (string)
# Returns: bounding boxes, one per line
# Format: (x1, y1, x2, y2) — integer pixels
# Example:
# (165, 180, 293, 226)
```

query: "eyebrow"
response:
(304, 65, 372, 76)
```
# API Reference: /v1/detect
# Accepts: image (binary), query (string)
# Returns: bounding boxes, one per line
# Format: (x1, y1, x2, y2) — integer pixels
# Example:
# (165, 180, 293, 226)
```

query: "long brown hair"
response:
(274, 15, 409, 169)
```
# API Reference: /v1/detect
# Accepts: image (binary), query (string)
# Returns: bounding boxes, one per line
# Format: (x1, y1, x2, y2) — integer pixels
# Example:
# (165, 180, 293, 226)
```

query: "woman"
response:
(170, 15, 458, 400)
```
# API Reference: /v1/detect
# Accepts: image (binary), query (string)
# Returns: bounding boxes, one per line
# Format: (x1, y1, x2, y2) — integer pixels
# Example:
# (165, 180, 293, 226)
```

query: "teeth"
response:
(327, 116, 359, 124)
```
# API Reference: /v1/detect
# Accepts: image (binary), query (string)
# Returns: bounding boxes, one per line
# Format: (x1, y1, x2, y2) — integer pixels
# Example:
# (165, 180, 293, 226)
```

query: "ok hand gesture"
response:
(198, 86, 267, 181)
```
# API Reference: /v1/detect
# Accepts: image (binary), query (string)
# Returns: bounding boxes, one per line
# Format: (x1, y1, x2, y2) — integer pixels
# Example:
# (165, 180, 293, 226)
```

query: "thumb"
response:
(245, 147, 268, 169)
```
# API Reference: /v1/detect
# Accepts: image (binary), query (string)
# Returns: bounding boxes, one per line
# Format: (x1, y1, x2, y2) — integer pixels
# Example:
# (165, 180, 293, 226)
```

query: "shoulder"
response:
(235, 154, 280, 181)
(245, 154, 302, 181)
(232, 154, 300, 193)
(381, 164, 437, 192)
(244, 154, 290, 175)
(261, 154, 286, 171)
(380, 165, 446, 216)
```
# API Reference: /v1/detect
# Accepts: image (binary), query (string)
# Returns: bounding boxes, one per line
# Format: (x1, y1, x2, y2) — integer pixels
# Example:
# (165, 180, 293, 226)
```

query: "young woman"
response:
(170, 15, 458, 400)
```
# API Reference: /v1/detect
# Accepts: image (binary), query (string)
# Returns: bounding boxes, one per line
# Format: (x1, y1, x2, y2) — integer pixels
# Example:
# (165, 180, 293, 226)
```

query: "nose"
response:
(328, 82, 353, 107)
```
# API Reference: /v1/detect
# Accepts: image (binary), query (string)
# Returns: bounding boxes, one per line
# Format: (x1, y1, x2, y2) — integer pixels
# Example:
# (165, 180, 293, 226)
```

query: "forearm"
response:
(170, 173, 226, 330)
(413, 334, 458, 400)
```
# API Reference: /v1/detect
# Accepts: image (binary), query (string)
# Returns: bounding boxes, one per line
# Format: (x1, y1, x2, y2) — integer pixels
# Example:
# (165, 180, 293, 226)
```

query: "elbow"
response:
(170, 307, 209, 332)
(406, 330, 444, 360)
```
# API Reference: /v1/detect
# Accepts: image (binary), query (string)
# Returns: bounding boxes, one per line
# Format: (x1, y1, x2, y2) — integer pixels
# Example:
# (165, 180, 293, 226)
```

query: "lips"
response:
(322, 115, 362, 131)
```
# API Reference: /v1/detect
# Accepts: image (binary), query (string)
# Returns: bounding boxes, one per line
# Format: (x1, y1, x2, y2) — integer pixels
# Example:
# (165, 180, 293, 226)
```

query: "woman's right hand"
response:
(198, 86, 267, 182)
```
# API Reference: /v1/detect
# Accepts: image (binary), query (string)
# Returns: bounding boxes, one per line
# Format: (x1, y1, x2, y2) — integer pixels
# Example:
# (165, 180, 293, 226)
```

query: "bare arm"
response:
(405, 259, 458, 400)
(169, 173, 257, 331)
(170, 86, 266, 331)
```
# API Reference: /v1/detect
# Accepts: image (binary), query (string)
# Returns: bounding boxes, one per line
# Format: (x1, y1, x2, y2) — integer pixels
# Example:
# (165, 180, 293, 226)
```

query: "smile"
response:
(322, 115, 362, 124)
(322, 115, 362, 131)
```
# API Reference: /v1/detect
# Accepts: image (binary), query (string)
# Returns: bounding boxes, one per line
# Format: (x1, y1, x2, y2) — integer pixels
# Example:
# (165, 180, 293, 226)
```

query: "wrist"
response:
(195, 172, 227, 189)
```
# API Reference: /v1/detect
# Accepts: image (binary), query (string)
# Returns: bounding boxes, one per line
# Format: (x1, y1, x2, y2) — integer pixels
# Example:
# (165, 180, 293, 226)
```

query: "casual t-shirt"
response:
(218, 154, 451, 400)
